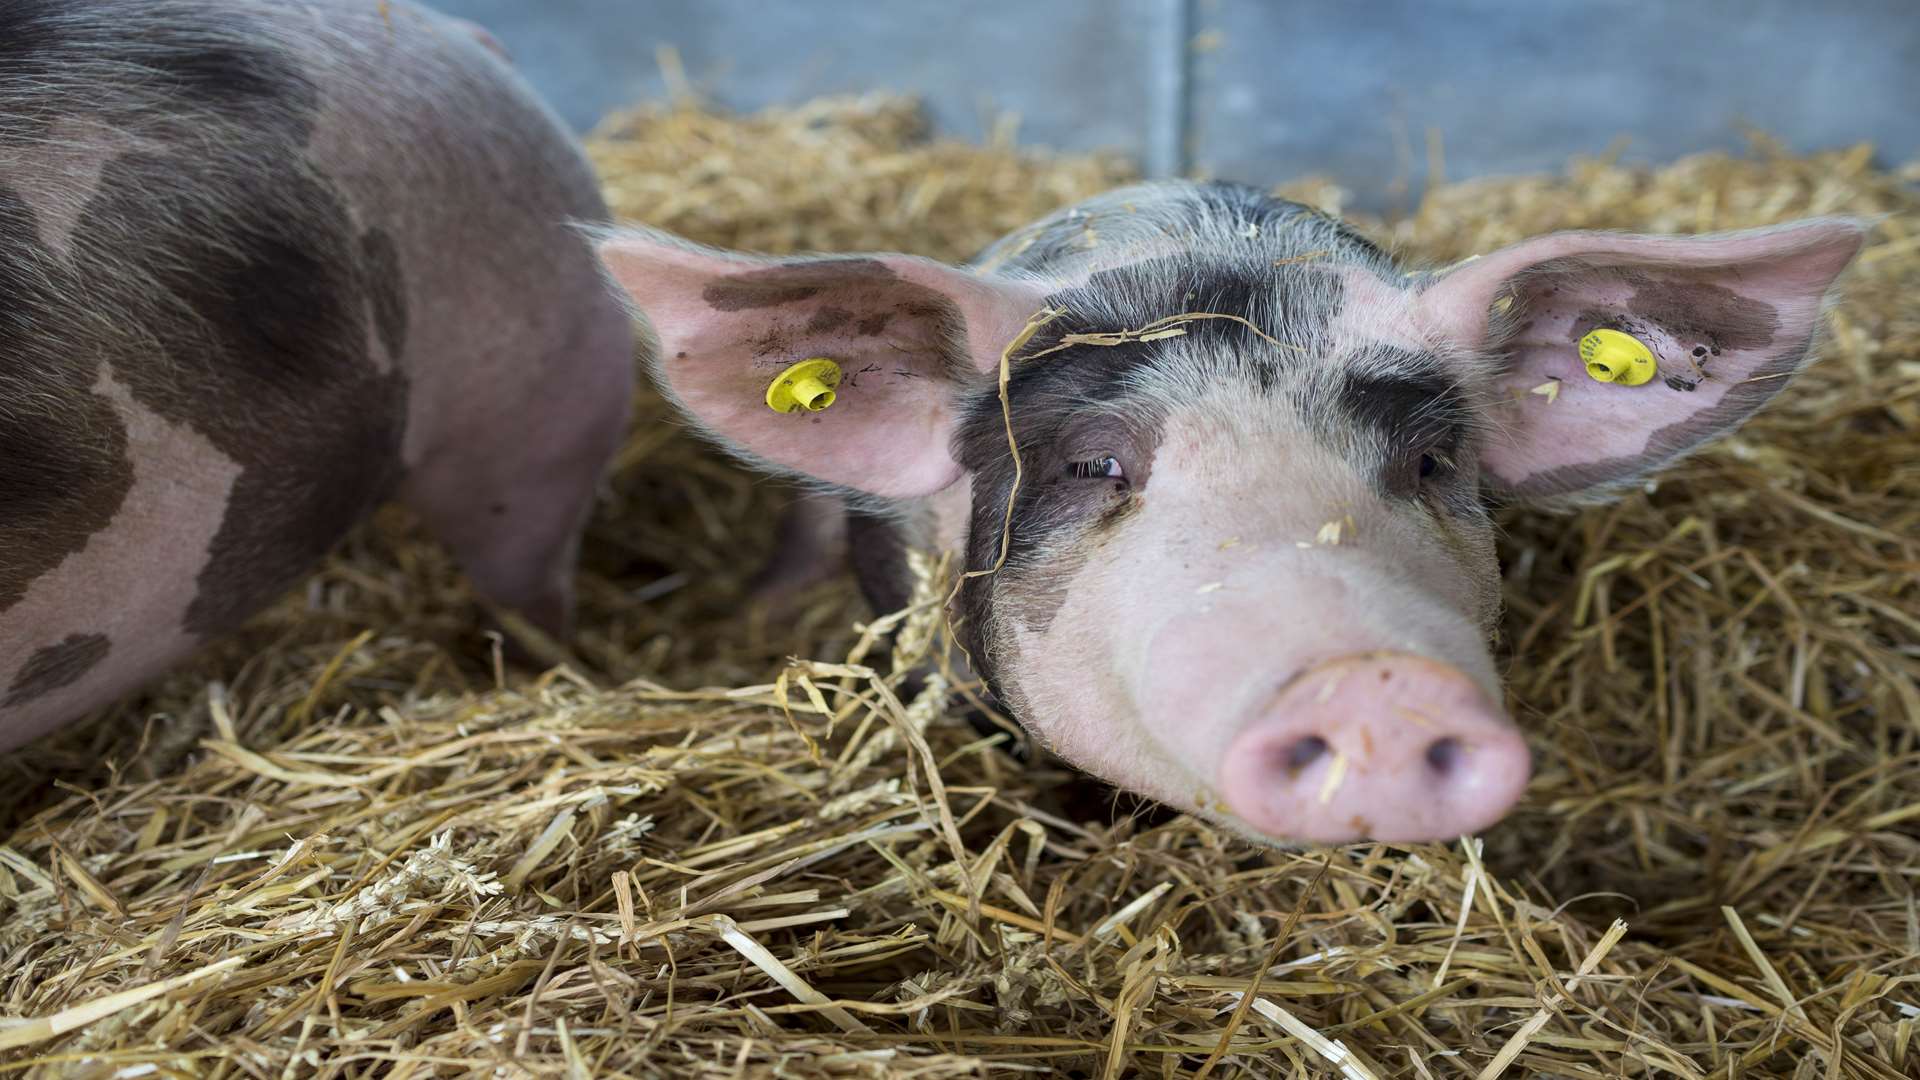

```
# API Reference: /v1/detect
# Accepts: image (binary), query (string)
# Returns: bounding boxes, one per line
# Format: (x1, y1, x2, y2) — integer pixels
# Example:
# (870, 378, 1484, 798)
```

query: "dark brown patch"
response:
(805, 306, 853, 334)
(854, 312, 893, 337)
(0, 184, 137, 614)
(701, 258, 895, 311)
(360, 228, 409, 361)
(78, 150, 409, 636)
(4, 633, 110, 708)
(1626, 275, 1779, 353)
(1, 5, 395, 638)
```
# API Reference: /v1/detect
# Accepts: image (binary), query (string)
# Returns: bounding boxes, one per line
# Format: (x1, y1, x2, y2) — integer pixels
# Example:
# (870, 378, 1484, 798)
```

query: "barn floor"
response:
(1, 94, 1916, 1079)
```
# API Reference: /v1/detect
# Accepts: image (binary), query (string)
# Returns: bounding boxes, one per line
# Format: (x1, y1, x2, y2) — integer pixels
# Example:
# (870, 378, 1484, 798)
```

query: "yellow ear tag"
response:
(1577, 329, 1657, 386)
(765, 358, 842, 414)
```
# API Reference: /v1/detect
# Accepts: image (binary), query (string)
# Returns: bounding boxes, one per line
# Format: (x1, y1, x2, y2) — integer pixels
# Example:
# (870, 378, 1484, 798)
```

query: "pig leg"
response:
(403, 324, 633, 642)
(745, 494, 848, 606)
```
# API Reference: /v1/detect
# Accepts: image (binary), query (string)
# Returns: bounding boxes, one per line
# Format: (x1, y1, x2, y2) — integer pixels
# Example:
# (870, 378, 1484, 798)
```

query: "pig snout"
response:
(1217, 653, 1531, 844)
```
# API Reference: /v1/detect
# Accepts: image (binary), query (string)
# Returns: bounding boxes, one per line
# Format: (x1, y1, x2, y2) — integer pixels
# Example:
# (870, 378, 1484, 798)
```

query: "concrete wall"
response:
(434, 0, 1920, 209)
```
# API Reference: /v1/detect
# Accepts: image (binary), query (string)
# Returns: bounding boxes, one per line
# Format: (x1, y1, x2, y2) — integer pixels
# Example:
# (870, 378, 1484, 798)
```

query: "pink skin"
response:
(1219, 653, 1529, 844)
(0, 370, 241, 745)
(599, 215, 1863, 846)
(994, 410, 1507, 843)
(601, 238, 1044, 497)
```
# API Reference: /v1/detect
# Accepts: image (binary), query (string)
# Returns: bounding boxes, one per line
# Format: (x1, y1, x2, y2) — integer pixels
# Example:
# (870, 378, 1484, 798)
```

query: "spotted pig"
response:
(0, 0, 634, 752)
(598, 181, 1863, 845)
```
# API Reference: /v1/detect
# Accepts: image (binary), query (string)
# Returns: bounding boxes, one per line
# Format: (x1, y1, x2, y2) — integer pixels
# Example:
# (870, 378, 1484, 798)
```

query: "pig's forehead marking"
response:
(3, 633, 111, 709)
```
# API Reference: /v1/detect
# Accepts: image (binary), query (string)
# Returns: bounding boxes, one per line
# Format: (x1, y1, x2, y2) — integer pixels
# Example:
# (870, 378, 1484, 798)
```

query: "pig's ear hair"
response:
(595, 227, 1050, 499)
(1413, 218, 1869, 502)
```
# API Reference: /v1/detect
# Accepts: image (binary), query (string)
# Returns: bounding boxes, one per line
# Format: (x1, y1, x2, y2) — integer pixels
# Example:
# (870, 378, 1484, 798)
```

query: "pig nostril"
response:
(1282, 735, 1330, 775)
(1425, 737, 1462, 774)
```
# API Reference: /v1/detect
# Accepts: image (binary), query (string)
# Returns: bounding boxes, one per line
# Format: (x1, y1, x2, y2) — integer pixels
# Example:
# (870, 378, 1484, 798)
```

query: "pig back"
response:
(0, 0, 625, 749)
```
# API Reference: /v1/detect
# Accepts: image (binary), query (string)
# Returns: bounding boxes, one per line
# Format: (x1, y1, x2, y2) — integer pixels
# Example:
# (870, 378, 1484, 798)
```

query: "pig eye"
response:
(1413, 451, 1457, 490)
(1395, 450, 1454, 498)
(1068, 455, 1125, 481)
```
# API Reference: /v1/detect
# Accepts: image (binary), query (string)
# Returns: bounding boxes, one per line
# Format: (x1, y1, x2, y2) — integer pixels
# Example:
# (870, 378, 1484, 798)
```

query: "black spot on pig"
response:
(0, 1, 320, 146)
(855, 312, 893, 337)
(806, 306, 853, 334)
(0, 0, 67, 68)
(360, 228, 409, 361)
(1337, 363, 1464, 439)
(1664, 375, 1698, 392)
(702, 258, 896, 311)
(1336, 359, 1475, 499)
(1023, 252, 1336, 386)
(4, 633, 111, 708)
(0, 387, 134, 614)
(0, 1, 84, 139)
(0, 184, 136, 614)
(76, 150, 409, 636)
(143, 33, 318, 143)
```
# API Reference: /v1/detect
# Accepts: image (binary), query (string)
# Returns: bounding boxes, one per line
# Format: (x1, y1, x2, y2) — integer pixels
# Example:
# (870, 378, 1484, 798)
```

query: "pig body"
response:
(0, 0, 634, 752)
(598, 180, 1863, 846)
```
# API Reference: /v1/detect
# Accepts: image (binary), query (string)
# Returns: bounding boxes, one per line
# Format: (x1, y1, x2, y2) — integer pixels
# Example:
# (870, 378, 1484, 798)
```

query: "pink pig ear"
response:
(597, 229, 1049, 498)
(1415, 218, 1868, 499)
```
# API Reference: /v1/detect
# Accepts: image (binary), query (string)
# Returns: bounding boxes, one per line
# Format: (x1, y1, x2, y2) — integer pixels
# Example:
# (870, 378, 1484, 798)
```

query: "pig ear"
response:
(1415, 219, 1868, 499)
(597, 229, 1048, 498)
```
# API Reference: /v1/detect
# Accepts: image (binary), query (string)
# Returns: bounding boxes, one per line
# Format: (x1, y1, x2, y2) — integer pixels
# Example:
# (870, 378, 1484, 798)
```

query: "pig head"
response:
(599, 182, 1864, 845)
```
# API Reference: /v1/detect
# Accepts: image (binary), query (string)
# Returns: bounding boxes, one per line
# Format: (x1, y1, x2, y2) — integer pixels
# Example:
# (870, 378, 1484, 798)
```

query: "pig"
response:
(596, 180, 1864, 845)
(0, 0, 634, 753)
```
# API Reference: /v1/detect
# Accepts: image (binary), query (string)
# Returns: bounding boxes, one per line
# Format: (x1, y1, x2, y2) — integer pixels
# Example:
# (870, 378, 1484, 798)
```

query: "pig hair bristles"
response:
(2, 96, 1915, 1080)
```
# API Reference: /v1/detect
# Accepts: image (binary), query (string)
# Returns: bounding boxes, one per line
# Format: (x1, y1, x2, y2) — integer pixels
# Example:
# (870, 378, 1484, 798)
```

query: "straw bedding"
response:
(1, 93, 1915, 1078)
